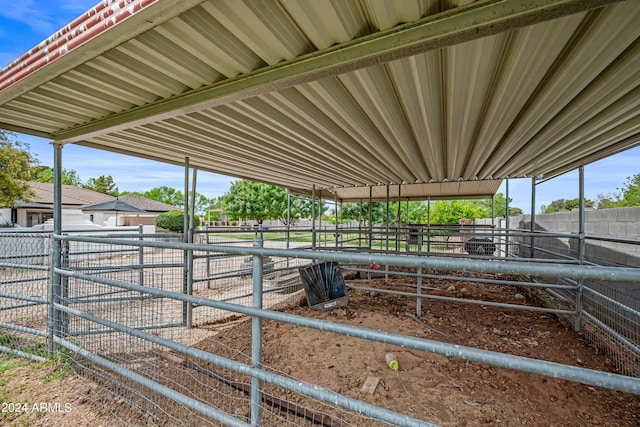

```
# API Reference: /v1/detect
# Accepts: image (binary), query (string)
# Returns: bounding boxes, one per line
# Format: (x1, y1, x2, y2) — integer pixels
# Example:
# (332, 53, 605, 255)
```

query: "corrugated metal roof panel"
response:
(1, 0, 638, 200)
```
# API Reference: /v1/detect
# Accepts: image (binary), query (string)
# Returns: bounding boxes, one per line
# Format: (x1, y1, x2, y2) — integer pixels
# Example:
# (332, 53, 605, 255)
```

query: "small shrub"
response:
(155, 210, 200, 233)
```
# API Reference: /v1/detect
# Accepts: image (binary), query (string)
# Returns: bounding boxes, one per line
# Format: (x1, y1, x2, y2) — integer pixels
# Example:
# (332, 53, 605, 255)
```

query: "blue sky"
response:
(1, 0, 638, 214)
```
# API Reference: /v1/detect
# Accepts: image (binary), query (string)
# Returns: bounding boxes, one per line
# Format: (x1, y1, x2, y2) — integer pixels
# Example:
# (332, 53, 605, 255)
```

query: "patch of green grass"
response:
(0, 357, 28, 421)
(42, 361, 69, 383)
(15, 414, 36, 426)
(0, 356, 26, 376)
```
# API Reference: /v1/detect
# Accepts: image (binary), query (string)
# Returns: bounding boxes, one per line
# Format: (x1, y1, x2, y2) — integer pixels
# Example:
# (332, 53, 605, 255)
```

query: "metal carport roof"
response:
(1, 0, 639, 201)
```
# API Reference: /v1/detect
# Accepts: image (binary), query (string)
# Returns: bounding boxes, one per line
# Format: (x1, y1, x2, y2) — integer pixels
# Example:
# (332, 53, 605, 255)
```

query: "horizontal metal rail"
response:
(0, 231, 51, 235)
(0, 301, 44, 311)
(54, 267, 640, 395)
(582, 310, 640, 358)
(54, 302, 435, 427)
(0, 292, 47, 304)
(54, 235, 640, 284)
(66, 248, 139, 257)
(0, 262, 49, 271)
(0, 322, 48, 338)
(0, 253, 49, 262)
(68, 294, 158, 305)
(344, 265, 578, 290)
(67, 322, 183, 337)
(52, 335, 251, 427)
(584, 286, 640, 320)
(0, 345, 47, 362)
(66, 262, 183, 272)
(0, 276, 49, 286)
(346, 284, 577, 315)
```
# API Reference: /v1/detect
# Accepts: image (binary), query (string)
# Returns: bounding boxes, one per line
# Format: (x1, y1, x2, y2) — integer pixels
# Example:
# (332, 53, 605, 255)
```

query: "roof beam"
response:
(54, 0, 621, 144)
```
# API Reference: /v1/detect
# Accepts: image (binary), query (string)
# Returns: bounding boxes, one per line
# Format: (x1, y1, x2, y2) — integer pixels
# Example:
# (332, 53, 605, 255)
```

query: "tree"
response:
(0, 131, 37, 207)
(223, 180, 325, 225)
(124, 187, 224, 216)
(615, 173, 640, 207)
(84, 175, 119, 195)
(593, 174, 640, 209)
(339, 202, 387, 225)
(422, 200, 486, 225)
(138, 186, 184, 207)
(596, 193, 617, 209)
(477, 193, 521, 217)
(32, 166, 83, 186)
(337, 193, 520, 225)
(541, 197, 594, 214)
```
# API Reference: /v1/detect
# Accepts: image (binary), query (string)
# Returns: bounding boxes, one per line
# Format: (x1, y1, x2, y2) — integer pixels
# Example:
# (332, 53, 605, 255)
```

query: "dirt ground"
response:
(2, 271, 639, 426)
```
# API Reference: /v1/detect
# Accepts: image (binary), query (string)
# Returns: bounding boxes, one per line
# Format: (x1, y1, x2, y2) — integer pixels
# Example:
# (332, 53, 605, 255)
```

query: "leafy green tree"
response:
(139, 186, 184, 207)
(125, 187, 223, 216)
(340, 202, 387, 225)
(615, 173, 640, 207)
(338, 193, 519, 225)
(596, 193, 617, 209)
(541, 197, 594, 214)
(477, 193, 521, 217)
(0, 131, 36, 207)
(509, 206, 524, 216)
(223, 180, 325, 225)
(193, 194, 225, 217)
(422, 200, 485, 225)
(32, 166, 82, 186)
(84, 175, 119, 196)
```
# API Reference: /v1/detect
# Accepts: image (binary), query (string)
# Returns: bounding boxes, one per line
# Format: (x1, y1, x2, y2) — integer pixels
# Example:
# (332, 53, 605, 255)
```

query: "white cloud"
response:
(0, 0, 57, 35)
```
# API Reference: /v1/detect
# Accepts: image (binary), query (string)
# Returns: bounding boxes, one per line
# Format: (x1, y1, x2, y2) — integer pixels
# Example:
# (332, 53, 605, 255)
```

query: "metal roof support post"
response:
(138, 224, 144, 286)
(286, 189, 291, 251)
(182, 157, 190, 327)
(334, 193, 338, 249)
(48, 142, 63, 354)
(406, 199, 410, 223)
(491, 195, 495, 227)
(186, 168, 197, 329)
(530, 177, 537, 259)
(385, 184, 390, 280)
(358, 199, 363, 248)
(491, 194, 496, 246)
(368, 186, 373, 251)
(397, 184, 402, 254)
(183, 157, 189, 242)
(576, 166, 586, 332)
(311, 185, 316, 250)
(505, 179, 510, 257)
(318, 190, 323, 248)
(427, 196, 431, 253)
(251, 235, 264, 426)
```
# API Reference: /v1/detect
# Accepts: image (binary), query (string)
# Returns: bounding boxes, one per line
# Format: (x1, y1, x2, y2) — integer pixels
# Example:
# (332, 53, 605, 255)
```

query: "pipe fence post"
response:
(182, 157, 189, 327)
(48, 142, 63, 355)
(251, 233, 264, 426)
(138, 224, 145, 287)
(576, 166, 586, 332)
(61, 240, 70, 337)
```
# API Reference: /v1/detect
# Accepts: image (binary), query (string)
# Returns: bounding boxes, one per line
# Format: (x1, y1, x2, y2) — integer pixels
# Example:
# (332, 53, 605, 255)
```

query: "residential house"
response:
(0, 182, 176, 228)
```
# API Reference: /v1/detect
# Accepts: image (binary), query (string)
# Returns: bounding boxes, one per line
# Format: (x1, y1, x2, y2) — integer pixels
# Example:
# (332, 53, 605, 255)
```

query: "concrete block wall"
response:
(501, 207, 640, 268)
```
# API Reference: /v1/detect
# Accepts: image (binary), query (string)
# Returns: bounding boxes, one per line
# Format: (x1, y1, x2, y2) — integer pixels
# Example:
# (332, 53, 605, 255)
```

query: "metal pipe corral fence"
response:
(1, 224, 639, 426)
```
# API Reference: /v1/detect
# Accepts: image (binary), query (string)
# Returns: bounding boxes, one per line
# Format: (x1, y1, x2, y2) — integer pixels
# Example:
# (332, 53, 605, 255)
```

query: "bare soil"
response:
(2, 271, 639, 426)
